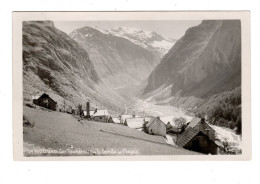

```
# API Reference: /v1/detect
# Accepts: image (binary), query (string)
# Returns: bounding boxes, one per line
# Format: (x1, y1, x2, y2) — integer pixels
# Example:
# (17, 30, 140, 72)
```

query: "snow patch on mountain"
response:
(85, 33, 93, 38)
(152, 40, 175, 53)
(93, 26, 110, 34)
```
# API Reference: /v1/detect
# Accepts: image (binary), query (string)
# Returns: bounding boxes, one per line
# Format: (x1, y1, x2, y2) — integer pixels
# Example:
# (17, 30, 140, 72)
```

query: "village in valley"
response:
(22, 20, 242, 156)
(23, 92, 241, 156)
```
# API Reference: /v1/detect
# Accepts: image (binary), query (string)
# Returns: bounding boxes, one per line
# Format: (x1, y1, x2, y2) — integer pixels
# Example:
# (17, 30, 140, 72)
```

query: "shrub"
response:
(25, 103, 34, 108)
(23, 116, 35, 128)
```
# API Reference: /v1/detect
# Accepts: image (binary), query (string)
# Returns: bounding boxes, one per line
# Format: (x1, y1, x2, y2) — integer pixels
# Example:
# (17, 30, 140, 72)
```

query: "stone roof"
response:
(90, 110, 109, 116)
(187, 118, 201, 128)
(112, 117, 120, 124)
(125, 118, 146, 129)
(146, 117, 165, 127)
(176, 127, 200, 147)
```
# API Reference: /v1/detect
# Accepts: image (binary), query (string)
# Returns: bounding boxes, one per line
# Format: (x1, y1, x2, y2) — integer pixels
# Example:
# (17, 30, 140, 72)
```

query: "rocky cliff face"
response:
(69, 26, 162, 88)
(23, 21, 127, 112)
(144, 20, 241, 102)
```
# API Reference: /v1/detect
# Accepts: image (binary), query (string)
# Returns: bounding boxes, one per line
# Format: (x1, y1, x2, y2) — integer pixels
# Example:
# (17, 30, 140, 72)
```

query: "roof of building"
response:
(121, 115, 134, 121)
(159, 116, 172, 125)
(187, 118, 215, 135)
(39, 93, 50, 98)
(146, 117, 165, 127)
(32, 95, 41, 100)
(187, 117, 201, 128)
(159, 116, 191, 128)
(125, 118, 146, 129)
(112, 117, 120, 124)
(177, 126, 218, 148)
(176, 127, 200, 147)
(145, 117, 151, 121)
(38, 93, 57, 104)
(90, 110, 109, 116)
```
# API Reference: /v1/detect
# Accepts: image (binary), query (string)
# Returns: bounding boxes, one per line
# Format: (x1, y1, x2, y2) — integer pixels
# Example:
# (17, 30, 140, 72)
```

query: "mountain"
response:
(69, 26, 162, 89)
(143, 20, 241, 104)
(81, 26, 176, 57)
(106, 26, 176, 57)
(23, 21, 127, 113)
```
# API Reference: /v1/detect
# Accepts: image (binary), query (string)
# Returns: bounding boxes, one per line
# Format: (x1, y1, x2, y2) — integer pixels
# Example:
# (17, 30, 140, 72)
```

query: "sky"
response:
(54, 20, 202, 39)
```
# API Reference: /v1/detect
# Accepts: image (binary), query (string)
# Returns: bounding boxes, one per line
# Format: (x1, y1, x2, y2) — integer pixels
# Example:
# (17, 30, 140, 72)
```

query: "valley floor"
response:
(23, 106, 198, 156)
(134, 98, 193, 121)
(133, 98, 242, 153)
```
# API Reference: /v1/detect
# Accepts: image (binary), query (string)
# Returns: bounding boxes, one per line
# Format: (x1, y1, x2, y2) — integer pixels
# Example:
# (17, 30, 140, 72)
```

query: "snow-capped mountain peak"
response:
(108, 26, 176, 56)
(88, 26, 176, 56)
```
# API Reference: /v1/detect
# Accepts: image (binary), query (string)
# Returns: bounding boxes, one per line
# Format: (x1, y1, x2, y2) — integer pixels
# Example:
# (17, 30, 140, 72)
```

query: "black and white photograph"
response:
(12, 12, 251, 160)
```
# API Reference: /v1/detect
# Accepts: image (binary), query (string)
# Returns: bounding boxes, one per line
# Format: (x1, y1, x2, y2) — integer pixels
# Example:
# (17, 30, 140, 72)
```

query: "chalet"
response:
(33, 93, 57, 111)
(176, 118, 220, 154)
(186, 118, 215, 140)
(121, 115, 134, 122)
(144, 116, 166, 137)
(90, 109, 111, 123)
(123, 117, 149, 129)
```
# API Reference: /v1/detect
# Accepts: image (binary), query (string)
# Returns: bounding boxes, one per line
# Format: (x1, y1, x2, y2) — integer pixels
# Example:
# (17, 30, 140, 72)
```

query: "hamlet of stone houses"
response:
(24, 91, 240, 155)
(22, 19, 242, 156)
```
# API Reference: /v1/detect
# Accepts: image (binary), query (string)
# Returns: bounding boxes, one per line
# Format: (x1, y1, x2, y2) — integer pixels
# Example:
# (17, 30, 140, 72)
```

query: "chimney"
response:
(201, 118, 206, 132)
(205, 129, 211, 138)
(86, 101, 90, 118)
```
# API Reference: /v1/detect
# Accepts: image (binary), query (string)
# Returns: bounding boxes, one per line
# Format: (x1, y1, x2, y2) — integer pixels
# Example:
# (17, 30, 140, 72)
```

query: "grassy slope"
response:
(23, 106, 197, 156)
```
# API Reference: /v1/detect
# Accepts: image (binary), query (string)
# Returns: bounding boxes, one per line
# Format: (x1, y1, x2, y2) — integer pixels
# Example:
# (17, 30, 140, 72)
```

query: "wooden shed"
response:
(176, 118, 220, 154)
(145, 117, 166, 137)
(90, 109, 111, 123)
(33, 93, 57, 111)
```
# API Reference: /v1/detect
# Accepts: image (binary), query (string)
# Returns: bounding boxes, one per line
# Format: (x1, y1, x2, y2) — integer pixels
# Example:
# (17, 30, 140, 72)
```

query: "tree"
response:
(173, 117, 187, 129)
(235, 114, 242, 135)
(78, 104, 83, 117)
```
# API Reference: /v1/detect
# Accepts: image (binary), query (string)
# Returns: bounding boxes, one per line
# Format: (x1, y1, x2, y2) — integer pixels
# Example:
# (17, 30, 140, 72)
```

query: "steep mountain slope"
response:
(144, 20, 241, 102)
(69, 26, 161, 88)
(23, 21, 127, 113)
